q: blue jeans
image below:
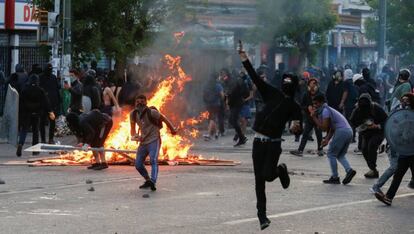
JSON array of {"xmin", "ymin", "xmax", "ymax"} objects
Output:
[
  {"xmin": 135, "ymin": 139, "xmax": 161, "ymax": 184},
  {"xmin": 327, "ymin": 128, "xmax": 353, "ymax": 178},
  {"xmin": 373, "ymin": 149, "xmax": 398, "ymax": 189}
]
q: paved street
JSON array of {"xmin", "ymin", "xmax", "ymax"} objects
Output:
[{"xmin": 0, "ymin": 134, "xmax": 413, "ymax": 234}]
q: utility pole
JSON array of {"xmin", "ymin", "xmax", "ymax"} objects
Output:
[
  {"xmin": 61, "ymin": 0, "xmax": 71, "ymax": 79},
  {"xmin": 378, "ymin": 0, "xmax": 387, "ymax": 70}
]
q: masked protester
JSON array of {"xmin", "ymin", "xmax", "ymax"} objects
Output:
[
  {"xmin": 326, "ymin": 70, "xmax": 348, "ymax": 112},
  {"xmin": 39, "ymin": 63, "xmax": 60, "ymax": 144},
  {"xmin": 372, "ymin": 93, "xmax": 414, "ymax": 197},
  {"xmin": 310, "ymin": 94, "xmax": 356, "ymax": 185},
  {"xmin": 350, "ymin": 93, "xmax": 387, "ymax": 178},
  {"xmin": 64, "ymin": 69, "xmax": 83, "ymax": 114},
  {"xmin": 290, "ymin": 78, "xmax": 324, "ymax": 156},
  {"xmin": 16, "ymin": 75, "xmax": 55, "ymax": 157},
  {"xmin": 375, "ymin": 93, "xmax": 414, "ymax": 206},
  {"xmin": 239, "ymin": 45, "xmax": 302, "ymax": 231},
  {"xmin": 222, "ymin": 68, "xmax": 249, "ymax": 147},
  {"xmin": 130, "ymin": 95, "xmax": 177, "ymax": 191},
  {"xmin": 66, "ymin": 110, "xmax": 112, "ymax": 170}
]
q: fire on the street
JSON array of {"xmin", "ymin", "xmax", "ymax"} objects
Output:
[{"xmin": 31, "ymin": 54, "xmax": 237, "ymax": 166}]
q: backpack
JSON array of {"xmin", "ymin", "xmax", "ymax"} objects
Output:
[{"xmin": 132, "ymin": 106, "xmax": 163, "ymax": 129}]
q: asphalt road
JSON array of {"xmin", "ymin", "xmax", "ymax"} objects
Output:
[{"xmin": 0, "ymin": 134, "xmax": 413, "ymax": 234}]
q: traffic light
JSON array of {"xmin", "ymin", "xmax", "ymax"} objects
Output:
[{"xmin": 38, "ymin": 10, "xmax": 49, "ymax": 26}]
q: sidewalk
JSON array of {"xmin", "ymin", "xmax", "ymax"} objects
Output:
[{"xmin": 0, "ymin": 135, "xmax": 76, "ymax": 161}]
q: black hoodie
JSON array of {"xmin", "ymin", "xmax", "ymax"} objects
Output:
[
  {"xmin": 20, "ymin": 75, "xmax": 50, "ymax": 114},
  {"xmin": 242, "ymin": 59, "xmax": 302, "ymax": 138}
]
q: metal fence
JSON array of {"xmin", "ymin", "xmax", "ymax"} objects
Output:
[
  {"xmin": 0, "ymin": 46, "xmax": 49, "ymax": 77},
  {"xmin": 0, "ymin": 47, "xmax": 11, "ymax": 76},
  {"xmin": 18, "ymin": 47, "xmax": 49, "ymax": 74}
]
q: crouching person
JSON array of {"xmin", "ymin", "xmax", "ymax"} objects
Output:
[
  {"xmin": 66, "ymin": 110, "xmax": 113, "ymax": 170},
  {"xmin": 130, "ymin": 95, "xmax": 177, "ymax": 191}
]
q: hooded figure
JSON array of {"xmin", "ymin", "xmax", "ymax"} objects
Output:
[
  {"xmin": 362, "ymin": 68, "xmax": 377, "ymax": 87},
  {"xmin": 239, "ymin": 50, "xmax": 303, "ymax": 230},
  {"xmin": 39, "ymin": 64, "xmax": 61, "ymax": 144},
  {"xmin": 16, "ymin": 75, "xmax": 52, "ymax": 157},
  {"xmin": 350, "ymin": 93, "xmax": 387, "ymax": 178},
  {"xmin": 12, "ymin": 64, "xmax": 28, "ymax": 93},
  {"xmin": 353, "ymin": 74, "xmax": 381, "ymax": 103}
]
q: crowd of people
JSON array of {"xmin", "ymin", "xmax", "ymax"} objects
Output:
[
  {"xmin": 0, "ymin": 62, "xmax": 178, "ymax": 191},
  {"xmin": 199, "ymin": 45, "xmax": 414, "ymax": 229},
  {"xmin": 1, "ymin": 49, "xmax": 414, "ymax": 230}
]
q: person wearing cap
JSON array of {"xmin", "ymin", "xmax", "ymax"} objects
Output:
[
  {"xmin": 350, "ymin": 93, "xmax": 388, "ymax": 178},
  {"xmin": 239, "ymin": 44, "xmax": 302, "ymax": 231},
  {"xmin": 353, "ymin": 73, "xmax": 381, "ymax": 104}
]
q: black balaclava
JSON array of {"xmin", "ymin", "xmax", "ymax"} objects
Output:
[
  {"xmin": 281, "ymin": 73, "xmax": 298, "ymax": 97},
  {"xmin": 66, "ymin": 112, "xmax": 81, "ymax": 134},
  {"xmin": 358, "ymin": 93, "xmax": 372, "ymax": 116}
]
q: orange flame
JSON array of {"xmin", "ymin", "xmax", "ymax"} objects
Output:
[
  {"xmin": 103, "ymin": 54, "xmax": 205, "ymax": 161},
  {"xmin": 46, "ymin": 54, "xmax": 208, "ymax": 164}
]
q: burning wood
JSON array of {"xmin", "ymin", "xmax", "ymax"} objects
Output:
[{"xmin": 19, "ymin": 54, "xmax": 240, "ymax": 167}]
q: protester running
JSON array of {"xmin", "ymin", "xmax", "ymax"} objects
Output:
[{"xmin": 239, "ymin": 41, "xmax": 302, "ymax": 230}]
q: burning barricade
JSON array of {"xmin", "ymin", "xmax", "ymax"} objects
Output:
[{"xmin": 25, "ymin": 55, "xmax": 239, "ymax": 167}]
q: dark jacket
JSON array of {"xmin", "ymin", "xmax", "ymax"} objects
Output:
[
  {"xmin": 82, "ymin": 75, "xmax": 101, "ymax": 110},
  {"xmin": 20, "ymin": 76, "xmax": 50, "ymax": 115},
  {"xmin": 69, "ymin": 79, "xmax": 83, "ymax": 113},
  {"xmin": 326, "ymin": 80, "xmax": 345, "ymax": 111},
  {"xmin": 224, "ymin": 77, "xmax": 245, "ymax": 108},
  {"xmin": 39, "ymin": 71, "xmax": 61, "ymax": 109},
  {"xmin": 74, "ymin": 110, "xmax": 111, "ymax": 144},
  {"xmin": 355, "ymin": 79, "xmax": 381, "ymax": 103},
  {"xmin": 242, "ymin": 59, "xmax": 302, "ymax": 138},
  {"xmin": 350, "ymin": 103, "xmax": 387, "ymax": 136}
]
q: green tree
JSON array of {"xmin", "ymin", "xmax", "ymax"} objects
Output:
[
  {"xmin": 254, "ymin": 0, "xmax": 336, "ymax": 71},
  {"xmin": 32, "ymin": 0, "xmax": 178, "ymax": 76},
  {"xmin": 365, "ymin": 0, "xmax": 414, "ymax": 65}
]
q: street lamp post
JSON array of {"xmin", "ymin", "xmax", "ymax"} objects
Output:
[{"xmin": 378, "ymin": 0, "xmax": 386, "ymax": 70}]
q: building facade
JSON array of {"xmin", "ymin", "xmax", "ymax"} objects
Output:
[{"xmin": 0, "ymin": 0, "xmax": 49, "ymax": 76}]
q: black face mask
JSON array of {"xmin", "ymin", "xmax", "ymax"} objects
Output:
[
  {"xmin": 282, "ymin": 83, "xmax": 296, "ymax": 97},
  {"xmin": 358, "ymin": 99, "xmax": 371, "ymax": 110}
]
